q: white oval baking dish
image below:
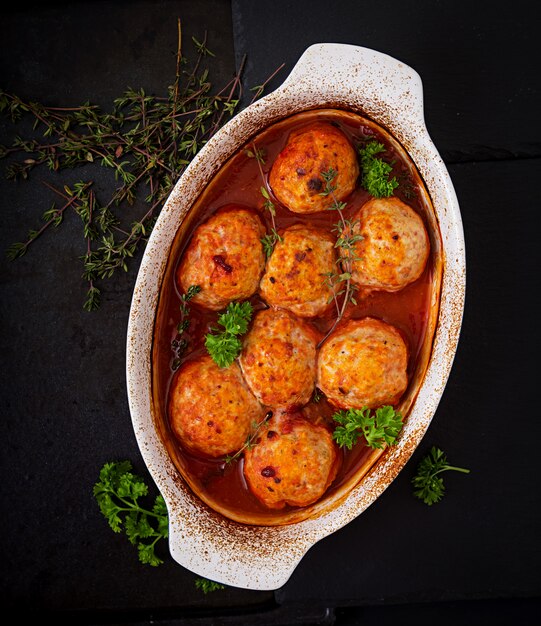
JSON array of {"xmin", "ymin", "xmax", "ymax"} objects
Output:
[{"xmin": 126, "ymin": 43, "xmax": 465, "ymax": 591}]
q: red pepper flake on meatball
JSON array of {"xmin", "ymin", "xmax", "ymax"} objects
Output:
[
  {"xmin": 243, "ymin": 410, "xmax": 340, "ymax": 509},
  {"xmin": 317, "ymin": 317, "xmax": 409, "ymax": 409},
  {"xmin": 269, "ymin": 122, "xmax": 359, "ymax": 214},
  {"xmin": 168, "ymin": 355, "xmax": 264, "ymax": 458},
  {"xmin": 176, "ymin": 204, "xmax": 266, "ymax": 310}
]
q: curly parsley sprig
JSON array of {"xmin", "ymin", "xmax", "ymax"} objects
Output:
[
  {"xmin": 93, "ymin": 461, "xmax": 169, "ymax": 566},
  {"xmin": 204, "ymin": 300, "xmax": 253, "ymax": 368},
  {"xmin": 224, "ymin": 410, "xmax": 273, "ymax": 464},
  {"xmin": 412, "ymin": 446, "xmax": 470, "ymax": 505},
  {"xmin": 332, "ymin": 405, "xmax": 403, "ymax": 450},
  {"xmin": 195, "ymin": 578, "xmax": 226, "ymax": 593},
  {"xmin": 94, "ymin": 461, "xmax": 228, "ymax": 593},
  {"xmin": 358, "ymin": 141, "xmax": 399, "ymax": 198},
  {"xmin": 316, "ymin": 167, "xmax": 360, "ymax": 348}
]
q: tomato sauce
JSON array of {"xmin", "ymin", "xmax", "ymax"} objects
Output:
[{"xmin": 152, "ymin": 108, "xmax": 440, "ymax": 524}]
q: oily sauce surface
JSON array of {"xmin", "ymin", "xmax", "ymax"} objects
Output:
[{"xmin": 152, "ymin": 109, "xmax": 437, "ymax": 523}]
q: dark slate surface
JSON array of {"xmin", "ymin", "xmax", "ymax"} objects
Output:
[
  {"xmin": 232, "ymin": 0, "xmax": 541, "ymax": 162},
  {"xmin": 1, "ymin": 0, "xmax": 540, "ymax": 623}
]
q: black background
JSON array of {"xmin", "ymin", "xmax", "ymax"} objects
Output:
[{"xmin": 1, "ymin": 1, "xmax": 540, "ymax": 624}]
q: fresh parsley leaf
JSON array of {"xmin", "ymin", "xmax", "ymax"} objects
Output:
[
  {"xmin": 412, "ymin": 446, "xmax": 470, "ymax": 505},
  {"xmin": 358, "ymin": 141, "xmax": 399, "ymax": 198},
  {"xmin": 332, "ymin": 405, "xmax": 403, "ymax": 450},
  {"xmin": 93, "ymin": 461, "xmax": 168, "ymax": 566},
  {"xmin": 205, "ymin": 332, "xmax": 242, "ymax": 368},
  {"xmin": 205, "ymin": 300, "xmax": 253, "ymax": 367},
  {"xmin": 195, "ymin": 577, "xmax": 226, "ymax": 593}
]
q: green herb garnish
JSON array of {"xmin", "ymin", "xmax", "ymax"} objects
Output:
[
  {"xmin": 317, "ymin": 167, "xmax": 360, "ymax": 347},
  {"xmin": 195, "ymin": 577, "xmax": 226, "ymax": 594},
  {"xmin": 93, "ymin": 461, "xmax": 168, "ymax": 566},
  {"xmin": 224, "ymin": 410, "xmax": 273, "ymax": 464},
  {"xmin": 332, "ymin": 405, "xmax": 403, "ymax": 450},
  {"xmin": 204, "ymin": 300, "xmax": 253, "ymax": 368},
  {"xmin": 247, "ymin": 142, "xmax": 282, "ymax": 257},
  {"xmin": 171, "ymin": 284, "xmax": 201, "ymax": 370},
  {"xmin": 1, "ymin": 20, "xmax": 282, "ymax": 310},
  {"xmin": 412, "ymin": 446, "xmax": 470, "ymax": 505},
  {"xmin": 358, "ymin": 141, "xmax": 399, "ymax": 198}
]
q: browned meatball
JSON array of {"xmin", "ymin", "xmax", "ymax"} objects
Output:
[
  {"xmin": 317, "ymin": 318, "xmax": 408, "ymax": 409},
  {"xmin": 350, "ymin": 197, "xmax": 430, "ymax": 292},
  {"xmin": 176, "ymin": 205, "xmax": 266, "ymax": 310},
  {"xmin": 243, "ymin": 409, "xmax": 340, "ymax": 509},
  {"xmin": 269, "ymin": 122, "xmax": 359, "ymax": 213},
  {"xmin": 239, "ymin": 308, "xmax": 318, "ymax": 409},
  {"xmin": 259, "ymin": 224, "xmax": 337, "ymax": 317},
  {"xmin": 168, "ymin": 355, "xmax": 264, "ymax": 458}
]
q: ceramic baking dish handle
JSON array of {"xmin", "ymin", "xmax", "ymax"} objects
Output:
[{"xmin": 274, "ymin": 43, "xmax": 425, "ymax": 134}]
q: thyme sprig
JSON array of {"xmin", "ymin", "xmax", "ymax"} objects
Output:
[
  {"xmin": 171, "ymin": 284, "xmax": 202, "ymax": 370},
  {"xmin": 317, "ymin": 167, "xmax": 362, "ymax": 347},
  {"xmin": 2, "ymin": 20, "xmax": 281, "ymax": 310},
  {"xmin": 246, "ymin": 143, "xmax": 282, "ymax": 257},
  {"xmin": 224, "ymin": 410, "xmax": 273, "ymax": 464},
  {"xmin": 93, "ymin": 461, "xmax": 169, "ymax": 567}
]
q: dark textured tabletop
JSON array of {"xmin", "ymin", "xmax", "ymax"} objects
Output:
[{"xmin": 1, "ymin": 1, "xmax": 540, "ymax": 624}]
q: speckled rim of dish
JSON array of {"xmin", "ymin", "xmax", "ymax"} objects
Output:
[{"xmin": 126, "ymin": 43, "xmax": 465, "ymax": 591}]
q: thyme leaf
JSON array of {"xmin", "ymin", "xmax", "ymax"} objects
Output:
[
  {"xmin": 2, "ymin": 20, "xmax": 283, "ymax": 310},
  {"xmin": 317, "ymin": 167, "xmax": 359, "ymax": 347},
  {"xmin": 171, "ymin": 284, "xmax": 201, "ymax": 370}
]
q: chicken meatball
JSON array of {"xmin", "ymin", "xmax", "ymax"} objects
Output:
[
  {"xmin": 317, "ymin": 318, "xmax": 408, "ymax": 409},
  {"xmin": 243, "ymin": 410, "xmax": 340, "ymax": 509},
  {"xmin": 350, "ymin": 197, "xmax": 430, "ymax": 292},
  {"xmin": 259, "ymin": 224, "xmax": 337, "ymax": 317},
  {"xmin": 168, "ymin": 355, "xmax": 264, "ymax": 458},
  {"xmin": 176, "ymin": 205, "xmax": 266, "ymax": 310},
  {"xmin": 239, "ymin": 308, "xmax": 318, "ymax": 409},
  {"xmin": 269, "ymin": 122, "xmax": 359, "ymax": 213}
]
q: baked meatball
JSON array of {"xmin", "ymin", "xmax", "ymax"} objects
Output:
[
  {"xmin": 243, "ymin": 410, "xmax": 339, "ymax": 509},
  {"xmin": 239, "ymin": 308, "xmax": 318, "ymax": 409},
  {"xmin": 350, "ymin": 197, "xmax": 430, "ymax": 292},
  {"xmin": 317, "ymin": 318, "xmax": 408, "ymax": 409},
  {"xmin": 269, "ymin": 122, "xmax": 359, "ymax": 213},
  {"xmin": 177, "ymin": 205, "xmax": 266, "ymax": 310},
  {"xmin": 168, "ymin": 355, "xmax": 264, "ymax": 458},
  {"xmin": 259, "ymin": 224, "xmax": 337, "ymax": 317}
]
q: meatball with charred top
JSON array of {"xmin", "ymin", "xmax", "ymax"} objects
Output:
[
  {"xmin": 176, "ymin": 205, "xmax": 266, "ymax": 311},
  {"xmin": 269, "ymin": 122, "xmax": 359, "ymax": 213},
  {"xmin": 350, "ymin": 197, "xmax": 430, "ymax": 293},
  {"xmin": 168, "ymin": 355, "xmax": 264, "ymax": 458},
  {"xmin": 259, "ymin": 224, "xmax": 337, "ymax": 317},
  {"xmin": 317, "ymin": 318, "xmax": 409, "ymax": 409},
  {"xmin": 243, "ymin": 409, "xmax": 340, "ymax": 509},
  {"xmin": 239, "ymin": 308, "xmax": 318, "ymax": 409}
]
